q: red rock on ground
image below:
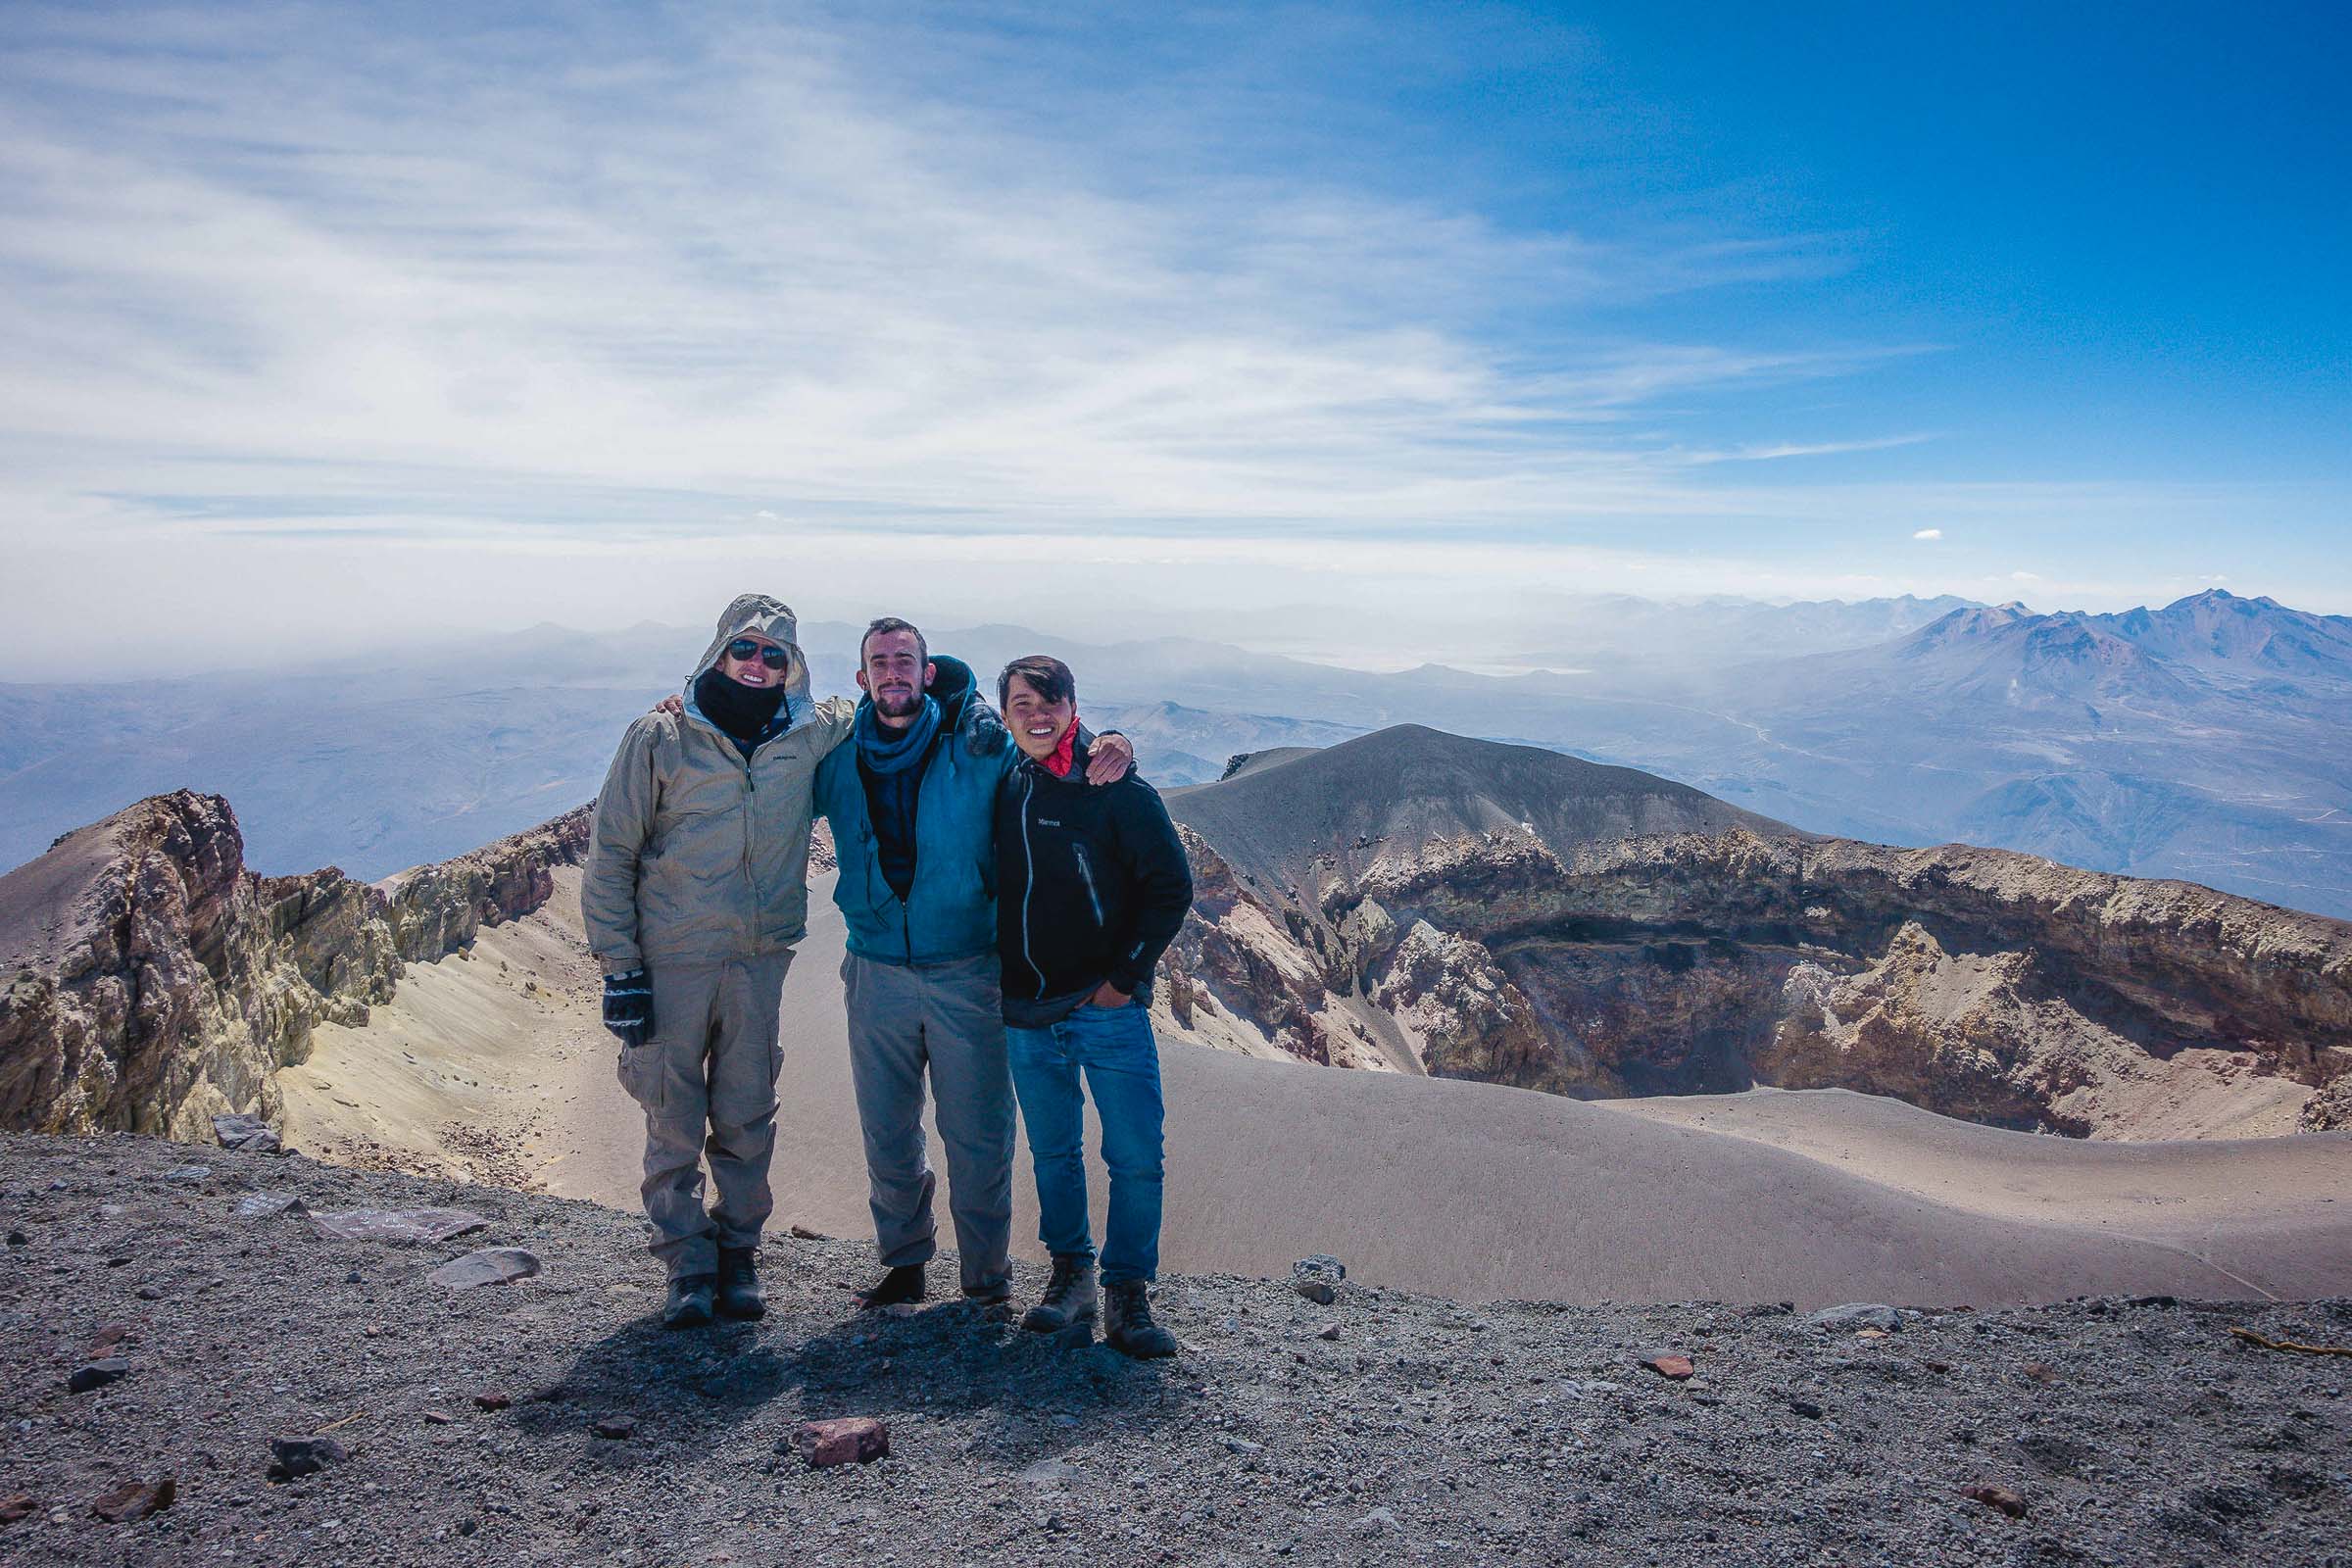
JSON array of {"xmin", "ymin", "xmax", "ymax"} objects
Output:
[
  {"xmin": 1641, "ymin": 1353, "xmax": 1695, "ymax": 1381},
  {"xmin": 472, "ymin": 1391, "xmax": 512, "ymax": 1411},
  {"xmin": 89, "ymin": 1478, "xmax": 174, "ymax": 1523},
  {"xmin": 1959, "ymin": 1483, "xmax": 2028, "ymax": 1518},
  {"xmin": 790, "ymin": 1417, "xmax": 890, "ymax": 1467},
  {"xmin": 0, "ymin": 1494, "xmax": 36, "ymax": 1524}
]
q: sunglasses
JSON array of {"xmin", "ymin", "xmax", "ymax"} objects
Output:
[{"xmin": 725, "ymin": 638, "xmax": 790, "ymax": 669}]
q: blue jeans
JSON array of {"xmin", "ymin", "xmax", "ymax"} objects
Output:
[{"xmin": 1006, "ymin": 1001, "xmax": 1165, "ymax": 1285}]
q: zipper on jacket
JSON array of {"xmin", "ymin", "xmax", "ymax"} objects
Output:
[
  {"xmin": 1072, "ymin": 843, "xmax": 1103, "ymax": 926},
  {"xmin": 1018, "ymin": 770, "xmax": 1047, "ymax": 998}
]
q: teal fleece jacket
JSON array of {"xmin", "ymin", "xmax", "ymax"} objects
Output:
[{"xmin": 812, "ymin": 655, "xmax": 1016, "ymax": 966}]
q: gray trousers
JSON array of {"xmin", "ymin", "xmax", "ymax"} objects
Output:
[
  {"xmin": 615, "ymin": 951, "xmax": 795, "ymax": 1280},
  {"xmin": 840, "ymin": 951, "xmax": 1013, "ymax": 1298}
]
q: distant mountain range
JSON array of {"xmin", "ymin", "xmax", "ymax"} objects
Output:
[{"xmin": 2, "ymin": 589, "xmax": 2346, "ymax": 916}]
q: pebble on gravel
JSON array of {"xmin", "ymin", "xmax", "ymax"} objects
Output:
[
  {"xmin": 268, "ymin": 1436, "xmax": 350, "ymax": 1482},
  {"xmin": 0, "ymin": 1494, "xmax": 36, "ymax": 1524},
  {"xmin": 592, "ymin": 1415, "xmax": 636, "ymax": 1441},
  {"xmin": 311, "ymin": 1208, "xmax": 490, "ymax": 1245},
  {"xmin": 88, "ymin": 1322, "xmax": 138, "ymax": 1354},
  {"xmin": 788, "ymin": 1417, "xmax": 890, "ymax": 1467},
  {"xmin": 1959, "ymin": 1483, "xmax": 2029, "ymax": 1519},
  {"xmin": 1292, "ymin": 1255, "xmax": 1348, "ymax": 1305},
  {"xmin": 68, "ymin": 1358, "xmax": 132, "ymax": 1394},
  {"xmin": 427, "ymin": 1247, "xmax": 540, "ymax": 1289},
  {"xmin": 1641, "ymin": 1353, "xmax": 1695, "ymax": 1381},
  {"xmin": 472, "ymin": 1392, "xmax": 512, "ymax": 1411},
  {"xmin": 1317, "ymin": 1323, "xmax": 1343, "ymax": 1341},
  {"xmin": 1352, "ymin": 1507, "xmax": 1401, "ymax": 1538},
  {"xmin": 88, "ymin": 1478, "xmax": 173, "ymax": 1523},
  {"xmin": 4, "ymin": 1230, "xmax": 25, "ymax": 1247},
  {"xmin": 159, "ymin": 1164, "xmax": 211, "ymax": 1184}
]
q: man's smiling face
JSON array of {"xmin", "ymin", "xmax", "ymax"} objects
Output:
[
  {"xmin": 1004, "ymin": 673, "xmax": 1076, "ymax": 762},
  {"xmin": 858, "ymin": 627, "xmax": 934, "ymax": 725}
]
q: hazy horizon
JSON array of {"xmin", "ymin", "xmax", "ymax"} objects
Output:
[{"xmin": 5, "ymin": 3, "xmax": 2349, "ymax": 674}]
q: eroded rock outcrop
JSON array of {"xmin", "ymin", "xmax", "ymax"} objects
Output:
[
  {"xmin": 1158, "ymin": 810, "xmax": 2352, "ymax": 1138},
  {"xmin": 0, "ymin": 793, "xmax": 589, "ymax": 1140}
]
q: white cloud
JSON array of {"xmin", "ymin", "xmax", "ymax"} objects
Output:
[{"xmin": 1912, "ymin": 527, "xmax": 1942, "ymax": 540}]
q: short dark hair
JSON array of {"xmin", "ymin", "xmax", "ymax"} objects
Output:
[
  {"xmin": 860, "ymin": 616, "xmax": 927, "ymax": 665},
  {"xmin": 999, "ymin": 654, "xmax": 1075, "ymax": 709}
]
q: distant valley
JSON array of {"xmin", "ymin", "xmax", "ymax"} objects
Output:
[{"xmin": 3, "ymin": 589, "xmax": 2347, "ymax": 919}]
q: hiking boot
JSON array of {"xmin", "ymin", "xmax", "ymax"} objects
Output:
[
  {"xmin": 855, "ymin": 1263, "xmax": 926, "ymax": 1310},
  {"xmin": 1021, "ymin": 1254, "xmax": 1099, "ymax": 1334},
  {"xmin": 1102, "ymin": 1280, "xmax": 1176, "ymax": 1358},
  {"xmin": 963, "ymin": 1279, "xmax": 1014, "ymax": 1307},
  {"xmin": 715, "ymin": 1247, "xmax": 765, "ymax": 1320},
  {"xmin": 662, "ymin": 1273, "xmax": 716, "ymax": 1330}
]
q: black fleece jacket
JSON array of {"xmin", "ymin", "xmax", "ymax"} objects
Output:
[{"xmin": 995, "ymin": 738, "xmax": 1193, "ymax": 1027}]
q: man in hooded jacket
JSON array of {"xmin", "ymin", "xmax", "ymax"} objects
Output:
[{"xmin": 582, "ymin": 594, "xmax": 856, "ymax": 1328}]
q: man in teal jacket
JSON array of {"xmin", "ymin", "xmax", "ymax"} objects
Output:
[{"xmin": 812, "ymin": 618, "xmax": 1130, "ymax": 1307}]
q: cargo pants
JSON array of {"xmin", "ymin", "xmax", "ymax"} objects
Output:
[
  {"xmin": 840, "ymin": 952, "xmax": 1014, "ymax": 1298},
  {"xmin": 615, "ymin": 951, "xmax": 796, "ymax": 1280}
]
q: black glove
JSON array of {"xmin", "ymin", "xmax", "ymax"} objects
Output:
[{"xmin": 603, "ymin": 969, "xmax": 653, "ymax": 1048}]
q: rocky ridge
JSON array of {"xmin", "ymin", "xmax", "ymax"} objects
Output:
[
  {"xmin": 0, "ymin": 794, "xmax": 590, "ymax": 1141},
  {"xmin": 1158, "ymin": 736, "xmax": 2352, "ymax": 1138}
]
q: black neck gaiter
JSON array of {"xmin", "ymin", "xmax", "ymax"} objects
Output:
[{"xmin": 693, "ymin": 666, "xmax": 788, "ymax": 747}]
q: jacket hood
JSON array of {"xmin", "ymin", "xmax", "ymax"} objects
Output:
[{"xmin": 687, "ymin": 594, "xmax": 813, "ymax": 710}]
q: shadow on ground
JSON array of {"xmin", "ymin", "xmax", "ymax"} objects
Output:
[{"xmin": 521, "ymin": 1293, "xmax": 1187, "ymax": 1468}]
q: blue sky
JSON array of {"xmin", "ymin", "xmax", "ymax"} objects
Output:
[{"xmin": 2, "ymin": 1, "xmax": 2345, "ymax": 670}]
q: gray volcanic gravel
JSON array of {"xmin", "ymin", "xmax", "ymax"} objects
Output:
[{"xmin": 2, "ymin": 1133, "xmax": 2348, "ymax": 1566}]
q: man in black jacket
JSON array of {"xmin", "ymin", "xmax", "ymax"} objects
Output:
[{"xmin": 994, "ymin": 654, "xmax": 1193, "ymax": 1357}]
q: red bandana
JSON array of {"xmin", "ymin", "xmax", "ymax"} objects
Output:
[{"xmin": 1044, "ymin": 721, "xmax": 1079, "ymax": 778}]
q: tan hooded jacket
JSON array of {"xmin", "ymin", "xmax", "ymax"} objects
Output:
[{"xmin": 581, "ymin": 595, "xmax": 855, "ymax": 974}]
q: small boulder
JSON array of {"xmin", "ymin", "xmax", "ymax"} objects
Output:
[
  {"xmin": 1959, "ymin": 1483, "xmax": 2028, "ymax": 1519},
  {"xmin": 88, "ymin": 1478, "xmax": 173, "ymax": 1522},
  {"xmin": 427, "ymin": 1248, "xmax": 540, "ymax": 1290},
  {"xmin": 236, "ymin": 1192, "xmax": 307, "ymax": 1219},
  {"xmin": 1805, "ymin": 1302, "xmax": 1900, "ymax": 1334},
  {"xmin": 211, "ymin": 1114, "xmax": 282, "ymax": 1153},
  {"xmin": 68, "ymin": 1358, "xmax": 132, "ymax": 1395},
  {"xmin": 788, "ymin": 1416, "xmax": 890, "ymax": 1467},
  {"xmin": 472, "ymin": 1393, "xmax": 512, "ymax": 1411},
  {"xmin": 1292, "ymin": 1255, "xmax": 1347, "ymax": 1305},
  {"xmin": 0, "ymin": 1494, "xmax": 36, "ymax": 1524},
  {"xmin": 267, "ymin": 1436, "xmax": 349, "ymax": 1483},
  {"xmin": 591, "ymin": 1414, "xmax": 636, "ymax": 1441}
]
